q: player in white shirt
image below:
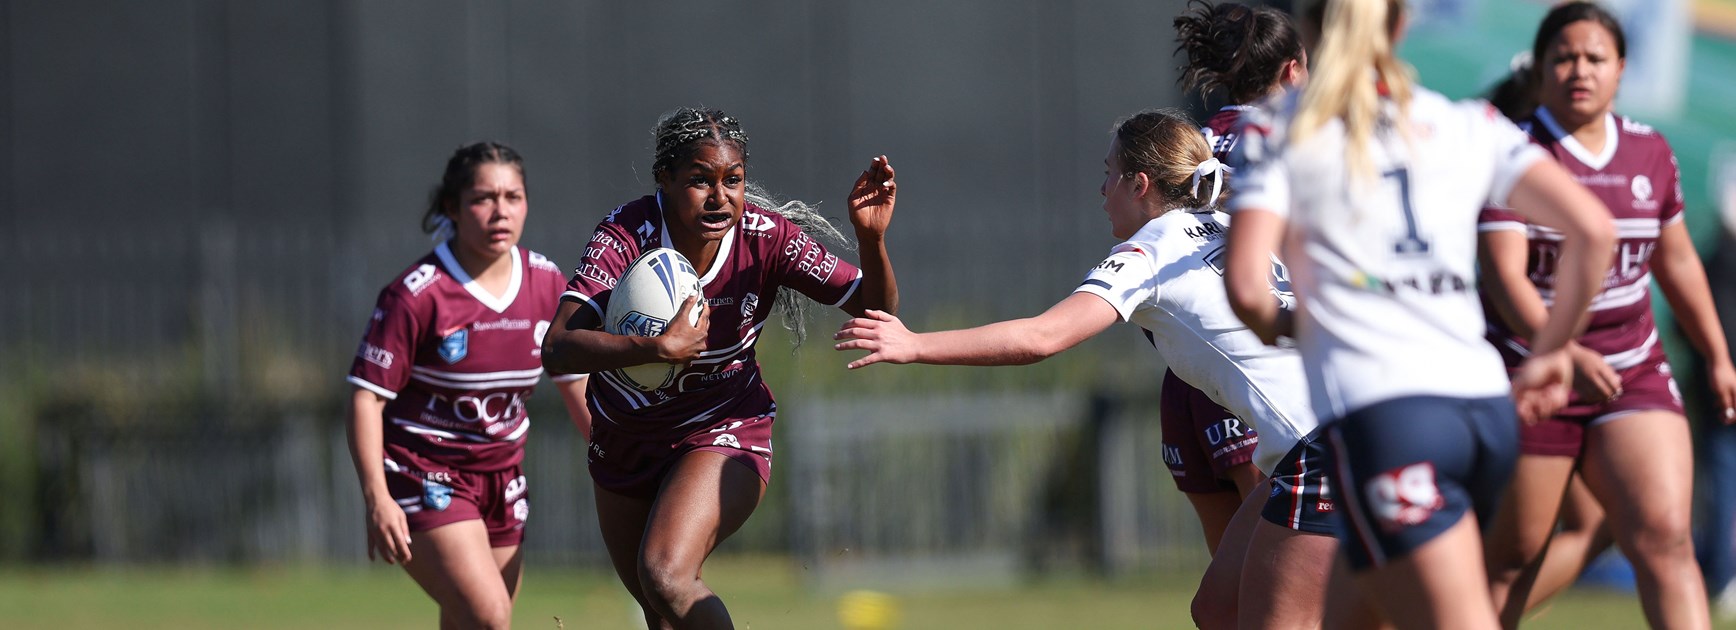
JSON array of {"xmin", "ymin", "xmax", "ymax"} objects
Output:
[
  {"xmin": 1222, "ymin": 0, "xmax": 1614, "ymax": 627},
  {"xmin": 834, "ymin": 108, "xmax": 1334, "ymax": 629}
]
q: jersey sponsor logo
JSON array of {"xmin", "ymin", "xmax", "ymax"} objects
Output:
[
  {"xmin": 636, "ymin": 220, "xmax": 656, "ymax": 243},
  {"xmin": 404, "ymin": 264, "xmax": 439, "ymax": 295},
  {"xmin": 605, "ymin": 205, "xmax": 624, "ymax": 223},
  {"xmin": 592, "ymin": 232, "xmax": 629, "ymax": 254},
  {"xmin": 588, "ymin": 441, "xmax": 606, "ymax": 462},
  {"xmin": 741, "ymin": 211, "xmax": 776, "ymax": 233},
  {"xmin": 1365, "ymin": 462, "xmax": 1444, "ymax": 532},
  {"xmin": 1349, "ymin": 270, "xmax": 1472, "ymax": 296},
  {"xmin": 1094, "ymin": 259, "xmax": 1125, "ymax": 273},
  {"xmin": 741, "ymin": 293, "xmax": 760, "ymax": 320},
  {"xmin": 472, "ymin": 318, "xmax": 533, "ymax": 332},
  {"xmin": 1182, "ymin": 222, "xmax": 1224, "ymax": 240},
  {"xmin": 533, "ymin": 321, "xmax": 550, "ymax": 350},
  {"xmin": 529, "ymin": 251, "xmax": 560, "ymax": 272},
  {"xmin": 438, "ymin": 328, "xmax": 468, "ymax": 364},
  {"xmin": 713, "ymin": 433, "xmax": 742, "ymax": 449},
  {"xmin": 359, "ymin": 342, "xmax": 394, "ymax": 369},
  {"xmin": 1202, "ymin": 417, "xmax": 1255, "ymax": 446},
  {"xmin": 512, "ymin": 498, "xmax": 529, "ymax": 522},
  {"xmin": 1315, "ymin": 498, "xmax": 1335, "ymax": 513},
  {"xmin": 373, "ymin": 308, "xmax": 385, "ymax": 322},
  {"xmin": 577, "ymin": 263, "xmax": 619, "ymax": 289},
  {"xmin": 423, "ymin": 480, "xmax": 453, "ymax": 511},
  {"xmin": 505, "ymin": 475, "xmax": 527, "ymax": 502},
  {"xmin": 1161, "ymin": 443, "xmax": 1184, "ymax": 468}
]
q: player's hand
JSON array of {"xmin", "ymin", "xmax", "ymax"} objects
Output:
[
  {"xmin": 847, "ymin": 156, "xmax": 896, "ymax": 239},
  {"xmin": 1513, "ymin": 348, "xmax": 1573, "ymax": 426},
  {"xmin": 656, "ymin": 296, "xmax": 710, "ymax": 364},
  {"xmin": 834, "ymin": 309, "xmax": 917, "ymax": 368},
  {"xmin": 364, "ymin": 492, "xmax": 413, "ymax": 565},
  {"xmin": 1710, "ymin": 360, "xmax": 1736, "ymax": 425},
  {"xmin": 1567, "ymin": 342, "xmax": 1621, "ymax": 404}
]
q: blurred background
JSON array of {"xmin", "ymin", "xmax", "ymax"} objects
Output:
[{"xmin": 2, "ymin": 0, "xmax": 1734, "ymax": 627}]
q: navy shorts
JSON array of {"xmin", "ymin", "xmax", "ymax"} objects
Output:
[
  {"xmin": 1261, "ymin": 427, "xmax": 1336, "ymax": 534},
  {"xmin": 1160, "ymin": 369, "xmax": 1258, "ymax": 493},
  {"xmin": 1326, "ymin": 395, "xmax": 1518, "ymax": 570}
]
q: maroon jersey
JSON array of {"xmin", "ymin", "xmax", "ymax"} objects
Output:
[
  {"xmin": 1202, "ymin": 105, "xmax": 1255, "ymax": 166},
  {"xmin": 563, "ymin": 194, "xmax": 862, "ymax": 437},
  {"xmin": 349, "ymin": 243, "xmax": 577, "ymax": 471},
  {"xmin": 1479, "ymin": 108, "xmax": 1685, "ymax": 370}
]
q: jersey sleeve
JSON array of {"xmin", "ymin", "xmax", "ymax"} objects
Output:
[
  {"xmin": 1478, "ymin": 102, "xmax": 1547, "ymax": 209},
  {"xmin": 1071, "ymin": 243, "xmax": 1160, "ymax": 321},
  {"xmin": 1662, "ymin": 150, "xmax": 1686, "ymax": 227},
  {"xmin": 561, "ymin": 223, "xmax": 637, "ymax": 320},
  {"xmin": 347, "ymin": 288, "xmax": 422, "ymax": 400},
  {"xmin": 1226, "ymin": 109, "xmax": 1291, "ymax": 218},
  {"xmin": 774, "ymin": 219, "xmax": 863, "ymax": 307},
  {"xmin": 535, "ymin": 253, "xmax": 588, "ymax": 382}
]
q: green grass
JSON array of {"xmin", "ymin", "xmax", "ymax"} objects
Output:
[{"xmin": 0, "ymin": 554, "xmax": 1713, "ymax": 629}]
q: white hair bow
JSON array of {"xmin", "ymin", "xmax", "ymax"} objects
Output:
[{"xmin": 1190, "ymin": 158, "xmax": 1230, "ymax": 208}]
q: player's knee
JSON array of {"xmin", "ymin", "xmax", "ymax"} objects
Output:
[
  {"xmin": 1190, "ymin": 584, "xmax": 1238, "ymax": 630},
  {"xmin": 1623, "ymin": 512, "xmax": 1694, "ymax": 562},
  {"xmin": 446, "ymin": 595, "xmax": 513, "ymax": 630},
  {"xmin": 637, "ymin": 556, "xmax": 697, "ymax": 608}
]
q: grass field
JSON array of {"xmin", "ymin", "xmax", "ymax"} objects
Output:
[{"xmin": 0, "ymin": 554, "xmax": 1714, "ymax": 629}]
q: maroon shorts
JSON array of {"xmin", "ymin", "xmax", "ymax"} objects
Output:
[
  {"xmin": 587, "ymin": 386, "xmax": 777, "ymax": 500},
  {"xmin": 383, "ymin": 444, "xmax": 528, "ymax": 548},
  {"xmin": 1160, "ymin": 369, "xmax": 1258, "ymax": 494},
  {"xmin": 1520, "ymin": 357, "xmax": 1685, "ymax": 457}
]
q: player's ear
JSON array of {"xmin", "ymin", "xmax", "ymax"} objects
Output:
[{"xmin": 1131, "ymin": 172, "xmax": 1152, "ymax": 199}]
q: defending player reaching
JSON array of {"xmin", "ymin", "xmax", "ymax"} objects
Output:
[
  {"xmin": 833, "ymin": 107, "xmax": 1332, "ymax": 629},
  {"xmin": 345, "ymin": 142, "xmax": 590, "ymax": 628},
  {"xmin": 1222, "ymin": 0, "xmax": 1615, "ymax": 627},
  {"xmin": 1478, "ymin": 3, "xmax": 1736, "ymax": 628},
  {"xmin": 541, "ymin": 108, "xmax": 899, "ymax": 630}
]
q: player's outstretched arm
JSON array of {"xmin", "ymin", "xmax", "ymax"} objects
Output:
[
  {"xmin": 1224, "ymin": 209, "xmax": 1288, "ymax": 345},
  {"xmin": 1651, "ymin": 219, "xmax": 1736, "ymax": 422},
  {"xmin": 541, "ymin": 297, "xmax": 710, "ymax": 374},
  {"xmin": 834, "ymin": 292, "xmax": 1119, "ymax": 369},
  {"xmin": 842, "ymin": 156, "xmax": 900, "ymax": 317}
]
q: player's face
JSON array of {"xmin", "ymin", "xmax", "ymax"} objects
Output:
[
  {"xmin": 1539, "ymin": 20, "xmax": 1625, "ymax": 127},
  {"xmin": 1100, "ymin": 139, "xmax": 1143, "ymax": 240},
  {"xmin": 449, "ymin": 162, "xmax": 526, "ymax": 260},
  {"xmin": 657, "ymin": 141, "xmax": 746, "ymax": 247}
]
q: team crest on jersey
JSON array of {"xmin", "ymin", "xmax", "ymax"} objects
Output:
[
  {"xmin": 618, "ymin": 311, "xmax": 668, "ymax": 337},
  {"xmin": 741, "ymin": 293, "xmax": 760, "ymax": 320},
  {"xmin": 1366, "ymin": 462, "xmax": 1444, "ymax": 532},
  {"xmin": 1631, "ymin": 175, "xmax": 1653, "ymax": 203},
  {"xmin": 423, "ymin": 480, "xmax": 453, "ymax": 511},
  {"xmin": 438, "ymin": 328, "xmax": 469, "ymax": 364}
]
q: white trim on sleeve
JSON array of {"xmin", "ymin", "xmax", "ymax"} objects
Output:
[{"xmin": 347, "ymin": 375, "xmax": 399, "ymax": 400}]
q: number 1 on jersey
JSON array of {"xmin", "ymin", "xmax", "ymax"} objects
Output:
[{"xmin": 1383, "ymin": 168, "xmax": 1431, "ymax": 255}]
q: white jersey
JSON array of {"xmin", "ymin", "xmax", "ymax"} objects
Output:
[
  {"xmin": 1074, "ymin": 209, "xmax": 1316, "ymax": 473},
  {"xmin": 1230, "ymin": 87, "xmax": 1546, "ymax": 420}
]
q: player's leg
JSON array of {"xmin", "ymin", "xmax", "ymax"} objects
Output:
[
  {"xmin": 637, "ymin": 450, "xmax": 766, "ymax": 628},
  {"xmin": 594, "ymin": 483, "xmax": 666, "ymax": 629},
  {"xmin": 492, "ymin": 546, "xmax": 523, "ymax": 605},
  {"xmin": 1483, "ymin": 453, "xmax": 1574, "ymax": 628},
  {"xmin": 1187, "ymin": 484, "xmax": 1254, "ymax": 555},
  {"xmin": 1237, "ymin": 521, "xmax": 1335, "ymax": 629},
  {"xmin": 402, "ymin": 519, "xmax": 516, "ymax": 630},
  {"xmin": 1356, "ymin": 513, "xmax": 1500, "ymax": 630},
  {"xmin": 1322, "ymin": 554, "xmax": 1386, "ymax": 630},
  {"xmin": 1239, "ymin": 428, "xmax": 1336, "ymax": 629},
  {"xmin": 1192, "ymin": 479, "xmax": 1269, "ymax": 630},
  {"xmin": 1523, "ymin": 473, "xmax": 1611, "ymax": 610},
  {"xmin": 1583, "ymin": 410, "xmax": 1710, "ymax": 629}
]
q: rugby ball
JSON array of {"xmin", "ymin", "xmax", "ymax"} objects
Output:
[{"xmin": 604, "ymin": 248, "xmax": 703, "ymax": 391}]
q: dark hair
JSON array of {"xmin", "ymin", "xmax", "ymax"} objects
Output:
[
  {"xmin": 421, "ymin": 141, "xmax": 525, "ymax": 234},
  {"xmin": 1112, "ymin": 108, "xmax": 1220, "ymax": 208},
  {"xmin": 1484, "ymin": 53, "xmax": 1537, "ymax": 122},
  {"xmin": 1174, "ymin": 0, "xmax": 1305, "ymax": 104},
  {"xmin": 1531, "ymin": 1, "xmax": 1627, "ymax": 74},
  {"xmin": 651, "ymin": 107, "xmax": 750, "ymax": 180}
]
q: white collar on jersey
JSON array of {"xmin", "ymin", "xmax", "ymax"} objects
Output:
[
  {"xmin": 1535, "ymin": 106, "xmax": 1618, "ymax": 171},
  {"xmin": 654, "ymin": 190, "xmax": 733, "ymax": 288},
  {"xmin": 434, "ymin": 240, "xmax": 523, "ymax": 314}
]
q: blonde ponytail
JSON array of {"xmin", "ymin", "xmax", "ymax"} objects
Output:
[{"xmin": 1290, "ymin": 0, "xmax": 1413, "ymax": 182}]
